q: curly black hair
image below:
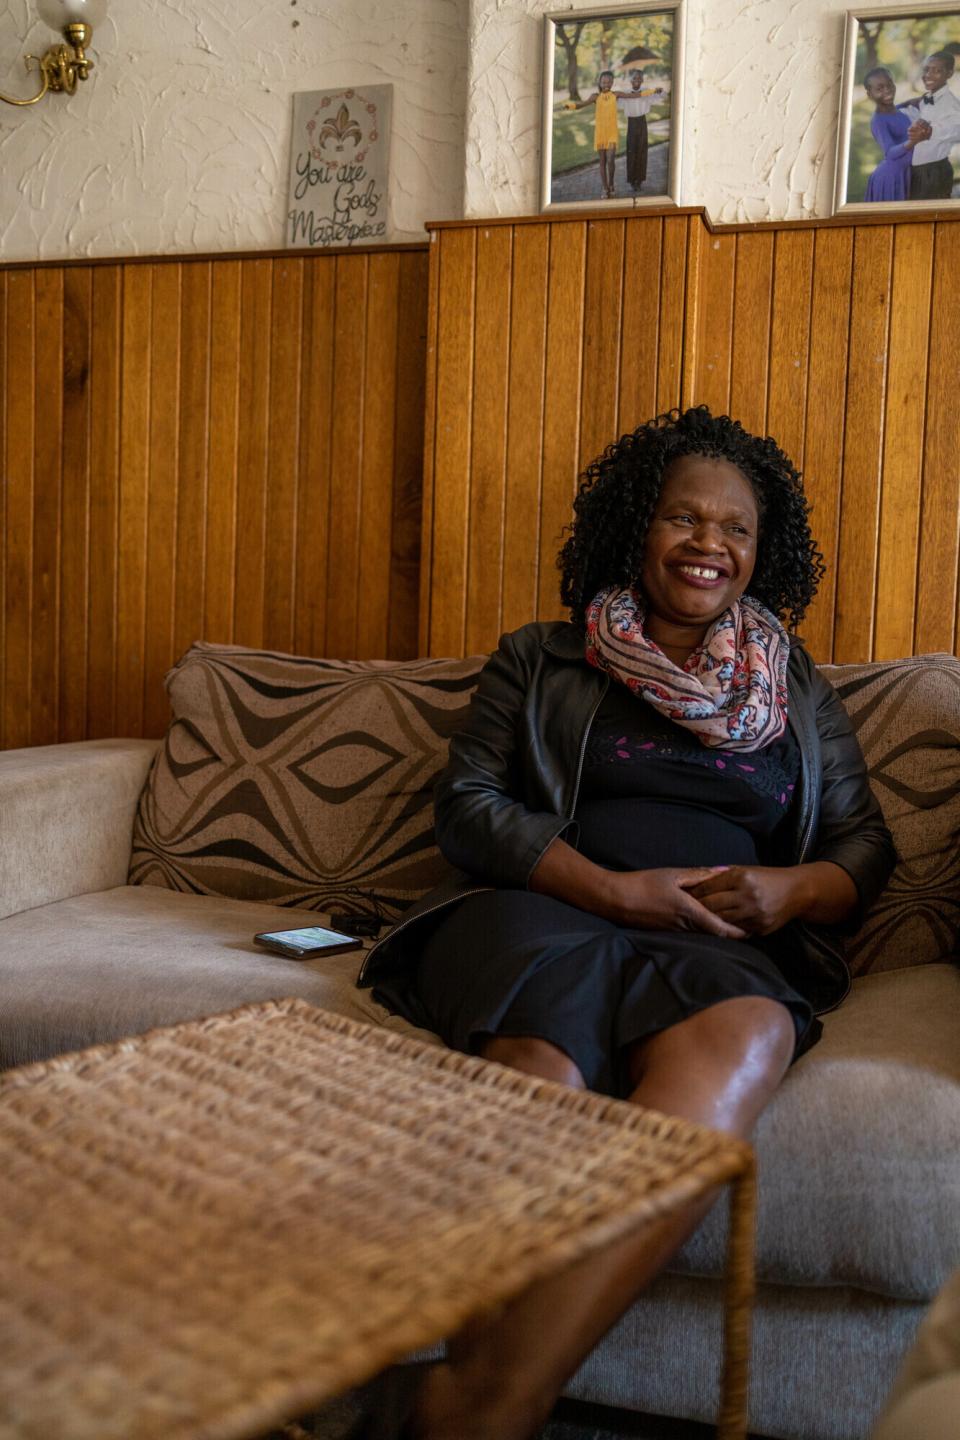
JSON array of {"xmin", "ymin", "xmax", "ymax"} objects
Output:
[{"xmin": 557, "ymin": 405, "xmax": 825, "ymax": 631}]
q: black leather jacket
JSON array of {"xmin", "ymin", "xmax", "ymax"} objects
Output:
[{"xmin": 359, "ymin": 622, "xmax": 896, "ymax": 1012}]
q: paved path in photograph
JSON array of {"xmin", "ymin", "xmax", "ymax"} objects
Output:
[{"xmin": 551, "ymin": 121, "xmax": 670, "ymax": 205}]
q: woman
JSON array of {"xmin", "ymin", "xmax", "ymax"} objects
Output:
[
  {"xmin": 358, "ymin": 406, "xmax": 895, "ymax": 1440},
  {"xmin": 861, "ymin": 66, "xmax": 928, "ymax": 203}
]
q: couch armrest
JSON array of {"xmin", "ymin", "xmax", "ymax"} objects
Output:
[{"xmin": 0, "ymin": 739, "xmax": 159, "ymax": 921}]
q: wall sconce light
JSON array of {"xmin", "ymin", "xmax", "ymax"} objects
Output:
[{"xmin": 1, "ymin": 0, "xmax": 107, "ymax": 108}]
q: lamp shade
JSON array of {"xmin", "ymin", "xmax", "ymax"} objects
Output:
[{"xmin": 36, "ymin": 0, "xmax": 107, "ymax": 32}]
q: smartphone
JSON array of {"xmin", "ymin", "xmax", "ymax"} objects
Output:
[{"xmin": 253, "ymin": 925, "xmax": 364, "ymax": 959}]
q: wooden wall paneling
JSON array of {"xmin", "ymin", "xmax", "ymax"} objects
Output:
[
  {"xmin": 656, "ymin": 215, "xmax": 689, "ymax": 414},
  {"xmin": 916, "ymin": 221, "xmax": 960, "ymax": 655},
  {"xmin": 728, "ymin": 231, "xmax": 774, "ymax": 437},
  {"xmin": 873, "ymin": 224, "xmax": 933, "ymax": 660},
  {"xmin": 233, "ymin": 259, "xmax": 273, "ymax": 650},
  {"xmin": 31, "ymin": 268, "xmax": 64, "ymax": 746},
  {"xmin": 357, "ymin": 251, "xmax": 400, "ymax": 658},
  {"xmin": 173, "ymin": 262, "xmax": 212, "ymax": 662},
  {"xmin": 0, "ymin": 273, "xmax": 5, "ymax": 747},
  {"xmin": 387, "ymin": 250, "xmax": 428, "ymax": 660},
  {"xmin": 115, "ymin": 263, "xmax": 152, "ymax": 737},
  {"xmin": 3, "ymin": 272, "xmax": 35, "ymax": 750},
  {"xmin": 86, "ymin": 266, "xmax": 121, "ymax": 738},
  {"xmin": 425, "ymin": 229, "xmax": 476, "ymax": 656},
  {"xmin": 417, "ymin": 237, "xmax": 443, "ymax": 657},
  {"xmin": 203, "ymin": 260, "xmax": 241, "ymax": 646},
  {"xmin": 833, "ymin": 225, "xmax": 894, "ymax": 663},
  {"xmin": 463, "ymin": 226, "xmax": 512, "ymax": 655},
  {"xmin": 142, "ymin": 264, "xmax": 182, "ymax": 737},
  {"xmin": 690, "ymin": 230, "xmax": 736, "ymax": 416},
  {"xmin": 262, "ymin": 256, "xmax": 304, "ymax": 655},
  {"xmin": 619, "ymin": 217, "xmax": 662, "ymax": 431},
  {"xmin": 800, "ymin": 228, "xmax": 854, "ymax": 662},
  {"xmin": 539, "ymin": 221, "xmax": 588, "ymax": 626},
  {"xmin": 502, "ymin": 224, "xmax": 550, "ymax": 636},
  {"xmin": 59, "ymin": 266, "xmax": 92, "ymax": 741},
  {"xmin": 766, "ymin": 230, "xmax": 814, "ymax": 472},
  {"xmin": 578, "ymin": 219, "xmax": 624, "ymax": 469},
  {"xmin": 294, "ymin": 260, "xmax": 334, "ymax": 659},
  {"xmin": 326, "ymin": 255, "xmax": 369, "ymax": 658}
]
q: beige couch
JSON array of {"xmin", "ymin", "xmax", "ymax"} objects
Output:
[{"xmin": 2, "ymin": 641, "xmax": 958, "ymax": 1440}]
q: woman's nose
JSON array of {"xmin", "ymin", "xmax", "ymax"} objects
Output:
[{"xmin": 687, "ymin": 522, "xmax": 725, "ymax": 551}]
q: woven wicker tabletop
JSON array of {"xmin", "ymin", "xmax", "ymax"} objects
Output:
[{"xmin": 0, "ymin": 998, "xmax": 755, "ymax": 1440}]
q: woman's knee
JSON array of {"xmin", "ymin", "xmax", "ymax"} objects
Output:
[
  {"xmin": 478, "ymin": 1034, "xmax": 587, "ymax": 1090},
  {"xmin": 629, "ymin": 997, "xmax": 797, "ymax": 1096}
]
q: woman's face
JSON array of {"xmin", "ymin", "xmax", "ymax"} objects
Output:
[
  {"xmin": 865, "ymin": 73, "xmax": 895, "ymax": 106},
  {"xmin": 639, "ymin": 455, "xmax": 759, "ymax": 635}
]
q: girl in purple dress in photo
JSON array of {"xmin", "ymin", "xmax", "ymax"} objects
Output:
[{"xmin": 862, "ymin": 67, "xmax": 929, "ymax": 202}]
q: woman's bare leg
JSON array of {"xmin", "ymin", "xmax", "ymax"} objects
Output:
[{"xmin": 411, "ymin": 997, "xmax": 796, "ymax": 1440}]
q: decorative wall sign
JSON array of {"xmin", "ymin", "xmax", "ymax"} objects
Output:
[
  {"xmin": 540, "ymin": 3, "xmax": 684, "ymax": 211},
  {"xmin": 287, "ymin": 85, "xmax": 392, "ymax": 248},
  {"xmin": 834, "ymin": 5, "xmax": 960, "ymax": 213}
]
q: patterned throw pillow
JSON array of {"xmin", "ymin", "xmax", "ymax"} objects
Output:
[
  {"xmin": 129, "ymin": 643, "xmax": 485, "ymax": 920},
  {"xmin": 820, "ymin": 654, "xmax": 960, "ymax": 975}
]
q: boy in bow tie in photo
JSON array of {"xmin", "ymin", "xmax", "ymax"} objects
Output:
[{"xmin": 902, "ymin": 49, "xmax": 960, "ymax": 199}]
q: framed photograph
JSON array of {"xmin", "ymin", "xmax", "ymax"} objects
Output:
[
  {"xmin": 540, "ymin": 3, "xmax": 684, "ymax": 212},
  {"xmin": 834, "ymin": 5, "xmax": 960, "ymax": 213}
]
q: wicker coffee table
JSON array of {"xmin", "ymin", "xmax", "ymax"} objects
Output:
[{"xmin": 0, "ymin": 998, "xmax": 756, "ymax": 1440}]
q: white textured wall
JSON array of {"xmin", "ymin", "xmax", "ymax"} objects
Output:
[
  {"xmin": 465, "ymin": 0, "xmax": 911, "ymax": 223},
  {"xmin": 0, "ymin": 0, "xmax": 467, "ymax": 260}
]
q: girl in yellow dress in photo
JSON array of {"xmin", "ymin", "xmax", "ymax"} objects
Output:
[{"xmin": 568, "ymin": 69, "xmax": 620, "ymax": 198}]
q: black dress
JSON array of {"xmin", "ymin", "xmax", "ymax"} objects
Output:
[{"xmin": 377, "ymin": 685, "xmax": 821, "ymax": 1097}]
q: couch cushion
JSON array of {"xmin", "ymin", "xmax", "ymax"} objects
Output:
[
  {"xmin": 0, "ymin": 887, "xmax": 440, "ymax": 1070},
  {"xmin": 129, "ymin": 643, "xmax": 484, "ymax": 920},
  {"xmin": 670, "ymin": 964, "xmax": 960, "ymax": 1301},
  {"xmin": 819, "ymin": 654, "xmax": 960, "ymax": 974}
]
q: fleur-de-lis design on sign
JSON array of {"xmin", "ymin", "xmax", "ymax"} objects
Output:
[{"xmin": 317, "ymin": 102, "xmax": 363, "ymax": 151}]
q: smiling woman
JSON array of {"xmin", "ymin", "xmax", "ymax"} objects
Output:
[{"xmin": 356, "ymin": 406, "xmax": 896, "ymax": 1440}]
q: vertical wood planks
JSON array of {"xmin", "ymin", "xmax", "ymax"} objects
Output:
[
  {"xmin": 87, "ymin": 266, "xmax": 121, "ymax": 738},
  {"xmin": 142, "ymin": 263, "xmax": 182, "ymax": 738},
  {"xmin": 3, "ymin": 271, "xmax": 34, "ymax": 750},
  {"xmin": 59, "ymin": 267, "xmax": 92, "ymax": 741},
  {"xmin": 502, "ymin": 225, "xmax": 550, "ymax": 634},
  {"xmin": 540, "ymin": 222, "xmax": 587, "ymax": 623},
  {"xmin": 174, "ymin": 262, "xmax": 212, "ymax": 663},
  {"xmin": 464, "ymin": 227, "xmax": 511, "ymax": 655},
  {"xmin": 31, "ymin": 269, "xmax": 63, "ymax": 746},
  {"xmin": 204, "ymin": 260, "xmax": 241, "ymax": 646},
  {"xmin": 874, "ymin": 224, "xmax": 933, "ymax": 660},
  {"xmin": 916, "ymin": 222, "xmax": 960, "ymax": 654},
  {"xmin": 728, "ymin": 231, "xmax": 774, "ymax": 438},
  {"xmin": 834, "ymin": 227, "xmax": 894, "ymax": 663},
  {"xmin": 426, "ymin": 229, "xmax": 476, "ymax": 657},
  {"xmin": 263, "ymin": 256, "xmax": 304, "ymax": 655},
  {"xmin": 690, "ymin": 232, "xmax": 736, "ymax": 416},
  {"xmin": 115, "ymin": 263, "xmax": 152, "ymax": 737},
  {"xmin": 357, "ymin": 251, "xmax": 399, "ymax": 658},
  {"xmin": 766, "ymin": 230, "xmax": 814, "ymax": 472},
  {"xmin": 1, "ymin": 246, "xmax": 430, "ymax": 745},
  {"xmin": 801, "ymin": 228, "xmax": 854, "ymax": 662}
]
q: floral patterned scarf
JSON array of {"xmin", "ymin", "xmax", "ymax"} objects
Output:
[{"xmin": 584, "ymin": 585, "xmax": 790, "ymax": 751}]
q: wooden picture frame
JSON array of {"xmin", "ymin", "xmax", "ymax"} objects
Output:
[
  {"xmin": 834, "ymin": 4, "xmax": 960, "ymax": 214},
  {"xmin": 540, "ymin": 3, "xmax": 684, "ymax": 212}
]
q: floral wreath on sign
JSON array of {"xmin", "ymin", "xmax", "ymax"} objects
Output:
[{"xmin": 306, "ymin": 89, "xmax": 380, "ymax": 164}]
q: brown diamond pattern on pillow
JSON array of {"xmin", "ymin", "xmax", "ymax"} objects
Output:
[
  {"xmin": 129, "ymin": 643, "xmax": 485, "ymax": 920},
  {"xmin": 819, "ymin": 653, "xmax": 960, "ymax": 975}
]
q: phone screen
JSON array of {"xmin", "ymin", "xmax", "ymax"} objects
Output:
[{"xmin": 253, "ymin": 926, "xmax": 363, "ymax": 956}]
